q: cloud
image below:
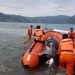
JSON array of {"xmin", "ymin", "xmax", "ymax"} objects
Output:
[{"xmin": 0, "ymin": 0, "xmax": 75, "ymax": 16}]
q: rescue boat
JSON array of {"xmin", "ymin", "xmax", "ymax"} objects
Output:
[{"xmin": 21, "ymin": 31, "xmax": 62, "ymax": 69}]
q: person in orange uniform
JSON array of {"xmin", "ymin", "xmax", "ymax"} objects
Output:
[
  {"xmin": 28, "ymin": 25, "xmax": 33, "ymax": 39},
  {"xmin": 34, "ymin": 25, "xmax": 45, "ymax": 40},
  {"xmin": 58, "ymin": 34, "xmax": 75, "ymax": 75},
  {"xmin": 68, "ymin": 28, "xmax": 75, "ymax": 42},
  {"xmin": 24, "ymin": 25, "xmax": 33, "ymax": 44}
]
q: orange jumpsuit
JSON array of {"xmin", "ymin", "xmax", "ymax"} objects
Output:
[
  {"xmin": 58, "ymin": 38, "xmax": 74, "ymax": 75},
  {"xmin": 73, "ymin": 42, "xmax": 75, "ymax": 70},
  {"xmin": 68, "ymin": 32, "xmax": 75, "ymax": 41},
  {"xmin": 28, "ymin": 27, "xmax": 32, "ymax": 39}
]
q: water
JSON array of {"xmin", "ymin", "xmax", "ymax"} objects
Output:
[{"xmin": 0, "ymin": 22, "xmax": 75, "ymax": 75}]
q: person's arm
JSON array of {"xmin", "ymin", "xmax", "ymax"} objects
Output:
[
  {"xmin": 74, "ymin": 42, "xmax": 75, "ymax": 49},
  {"xmin": 68, "ymin": 32, "xmax": 73, "ymax": 38},
  {"xmin": 73, "ymin": 42, "xmax": 75, "ymax": 58},
  {"xmin": 42, "ymin": 30, "xmax": 45, "ymax": 35},
  {"xmin": 33, "ymin": 33, "xmax": 35, "ymax": 36},
  {"xmin": 68, "ymin": 32, "xmax": 70, "ymax": 38},
  {"xmin": 58, "ymin": 44, "xmax": 61, "ymax": 55},
  {"xmin": 74, "ymin": 32, "xmax": 75, "ymax": 42}
]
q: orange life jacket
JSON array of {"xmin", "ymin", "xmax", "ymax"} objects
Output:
[
  {"xmin": 68, "ymin": 32, "xmax": 75, "ymax": 41},
  {"xmin": 34, "ymin": 29, "xmax": 43, "ymax": 39},
  {"xmin": 60, "ymin": 38, "xmax": 74, "ymax": 53}
]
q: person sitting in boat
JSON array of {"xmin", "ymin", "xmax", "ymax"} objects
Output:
[
  {"xmin": 68, "ymin": 28, "xmax": 75, "ymax": 42},
  {"xmin": 34, "ymin": 25, "xmax": 45, "ymax": 42}
]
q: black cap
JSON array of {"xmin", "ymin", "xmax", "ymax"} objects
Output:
[
  {"xmin": 63, "ymin": 34, "xmax": 68, "ymax": 39},
  {"xmin": 30, "ymin": 25, "xmax": 33, "ymax": 27},
  {"xmin": 36, "ymin": 25, "xmax": 40, "ymax": 29}
]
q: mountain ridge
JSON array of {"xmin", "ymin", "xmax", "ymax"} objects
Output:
[{"xmin": 0, "ymin": 13, "xmax": 75, "ymax": 24}]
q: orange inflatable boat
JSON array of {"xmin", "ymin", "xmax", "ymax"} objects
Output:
[{"xmin": 21, "ymin": 31, "xmax": 62, "ymax": 69}]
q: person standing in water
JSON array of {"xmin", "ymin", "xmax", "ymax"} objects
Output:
[
  {"xmin": 68, "ymin": 28, "xmax": 75, "ymax": 42},
  {"xmin": 24, "ymin": 25, "xmax": 33, "ymax": 44},
  {"xmin": 28, "ymin": 25, "xmax": 33, "ymax": 39},
  {"xmin": 58, "ymin": 34, "xmax": 75, "ymax": 75}
]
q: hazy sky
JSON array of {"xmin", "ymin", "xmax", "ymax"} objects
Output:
[{"xmin": 0, "ymin": 0, "xmax": 75, "ymax": 17}]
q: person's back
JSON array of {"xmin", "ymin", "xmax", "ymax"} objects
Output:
[
  {"xmin": 58, "ymin": 39, "xmax": 74, "ymax": 54},
  {"xmin": 28, "ymin": 25, "xmax": 33, "ymax": 39},
  {"xmin": 68, "ymin": 28, "xmax": 75, "ymax": 41},
  {"xmin": 58, "ymin": 34, "xmax": 74, "ymax": 75},
  {"xmin": 24, "ymin": 25, "xmax": 33, "ymax": 45},
  {"xmin": 34, "ymin": 25, "xmax": 45, "ymax": 40}
]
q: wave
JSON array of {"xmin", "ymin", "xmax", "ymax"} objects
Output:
[
  {"xmin": 0, "ymin": 28, "xmax": 26, "ymax": 36},
  {"xmin": 53, "ymin": 29, "xmax": 68, "ymax": 34}
]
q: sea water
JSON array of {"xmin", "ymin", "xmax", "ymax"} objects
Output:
[{"xmin": 0, "ymin": 22, "xmax": 75, "ymax": 75}]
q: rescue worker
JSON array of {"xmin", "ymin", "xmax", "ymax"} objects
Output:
[
  {"xmin": 24, "ymin": 25, "xmax": 33, "ymax": 44},
  {"xmin": 58, "ymin": 34, "xmax": 75, "ymax": 75},
  {"xmin": 34, "ymin": 25, "xmax": 45, "ymax": 41},
  {"xmin": 28, "ymin": 25, "xmax": 33, "ymax": 39},
  {"xmin": 68, "ymin": 28, "xmax": 75, "ymax": 42}
]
